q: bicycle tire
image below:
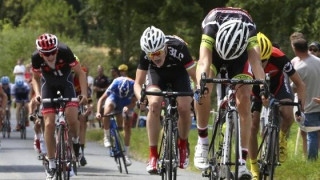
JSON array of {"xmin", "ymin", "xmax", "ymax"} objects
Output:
[
  {"xmin": 224, "ymin": 110, "xmax": 239, "ymax": 180},
  {"xmin": 166, "ymin": 118, "xmax": 173, "ymax": 180},
  {"xmin": 232, "ymin": 110, "xmax": 240, "ymax": 180},
  {"xmin": 57, "ymin": 125, "xmax": 69, "ymax": 180},
  {"xmin": 258, "ymin": 127, "xmax": 269, "ymax": 180},
  {"xmin": 159, "ymin": 128, "xmax": 167, "ymax": 179},
  {"xmin": 208, "ymin": 108, "xmax": 225, "ymax": 180},
  {"xmin": 20, "ymin": 107, "xmax": 26, "ymax": 139},
  {"xmin": 268, "ymin": 128, "xmax": 278, "ymax": 180},
  {"xmin": 115, "ymin": 129, "xmax": 128, "ymax": 174}
]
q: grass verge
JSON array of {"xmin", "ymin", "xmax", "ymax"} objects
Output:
[{"xmin": 86, "ymin": 122, "xmax": 320, "ymax": 179}]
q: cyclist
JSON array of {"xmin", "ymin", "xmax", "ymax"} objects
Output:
[
  {"xmin": 96, "ymin": 76, "xmax": 136, "ymax": 166},
  {"xmin": 249, "ymin": 32, "xmax": 306, "ymax": 179},
  {"xmin": 31, "ymin": 33, "xmax": 88, "ymax": 179},
  {"xmin": 0, "ymin": 83, "xmax": 8, "ymax": 130},
  {"xmin": 74, "ymin": 66, "xmax": 92, "ymax": 166},
  {"xmin": 1, "ymin": 76, "xmax": 12, "ymax": 124},
  {"xmin": 11, "ymin": 78, "xmax": 30, "ymax": 131},
  {"xmin": 134, "ymin": 26, "xmax": 196, "ymax": 173},
  {"xmin": 194, "ymin": 7, "xmax": 266, "ymax": 178}
]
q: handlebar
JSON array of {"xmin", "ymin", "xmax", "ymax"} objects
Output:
[{"xmin": 101, "ymin": 111, "xmax": 122, "ymax": 117}]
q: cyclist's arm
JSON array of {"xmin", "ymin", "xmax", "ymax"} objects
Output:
[
  {"xmin": 72, "ymin": 63, "xmax": 88, "ymax": 99},
  {"xmin": 134, "ymin": 69, "xmax": 147, "ymax": 100},
  {"xmin": 289, "ymin": 71, "xmax": 306, "ymax": 111},
  {"xmin": 31, "ymin": 71, "xmax": 41, "ymax": 98},
  {"xmin": 197, "ymin": 35, "xmax": 213, "ymax": 87},
  {"xmin": 96, "ymin": 92, "xmax": 108, "ymax": 116}
]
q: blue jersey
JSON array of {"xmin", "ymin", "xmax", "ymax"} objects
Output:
[
  {"xmin": 11, "ymin": 82, "xmax": 30, "ymax": 102},
  {"xmin": 106, "ymin": 77, "xmax": 134, "ymax": 99}
]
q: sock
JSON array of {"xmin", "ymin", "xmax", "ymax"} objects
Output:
[
  {"xmin": 240, "ymin": 148, "xmax": 248, "ymax": 165},
  {"xmin": 104, "ymin": 129, "xmax": 110, "ymax": 138},
  {"xmin": 250, "ymin": 159, "xmax": 259, "ymax": 171},
  {"xmin": 72, "ymin": 136, "xmax": 79, "ymax": 144},
  {"xmin": 80, "ymin": 144, "xmax": 85, "ymax": 154},
  {"xmin": 179, "ymin": 138, "xmax": 187, "ymax": 149},
  {"xmin": 36, "ymin": 133, "xmax": 41, "ymax": 139},
  {"xmin": 48, "ymin": 158, "xmax": 56, "ymax": 169},
  {"xmin": 197, "ymin": 126, "xmax": 209, "ymax": 144},
  {"xmin": 149, "ymin": 146, "xmax": 158, "ymax": 158},
  {"xmin": 125, "ymin": 146, "xmax": 130, "ymax": 156}
]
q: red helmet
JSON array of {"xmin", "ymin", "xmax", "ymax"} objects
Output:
[{"xmin": 36, "ymin": 33, "xmax": 58, "ymax": 53}]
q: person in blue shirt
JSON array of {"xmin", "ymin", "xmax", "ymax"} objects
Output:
[
  {"xmin": 11, "ymin": 78, "xmax": 30, "ymax": 130},
  {"xmin": 96, "ymin": 76, "xmax": 137, "ymax": 166}
]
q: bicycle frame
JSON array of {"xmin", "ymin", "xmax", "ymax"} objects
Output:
[
  {"xmin": 200, "ymin": 72, "xmax": 265, "ymax": 180},
  {"xmin": 258, "ymin": 96, "xmax": 301, "ymax": 180},
  {"xmin": 140, "ymin": 84, "xmax": 193, "ymax": 180},
  {"xmin": 102, "ymin": 112, "xmax": 128, "ymax": 174},
  {"xmin": 42, "ymin": 94, "xmax": 79, "ymax": 180}
]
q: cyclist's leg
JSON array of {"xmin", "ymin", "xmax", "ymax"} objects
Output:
[
  {"xmin": 177, "ymin": 96, "xmax": 193, "ymax": 169},
  {"xmin": 194, "ymin": 72, "xmax": 213, "ymax": 170},
  {"xmin": 42, "ymin": 111, "xmax": 56, "ymax": 169},
  {"xmin": 235, "ymin": 84, "xmax": 252, "ymax": 177},
  {"xmin": 249, "ymin": 110, "xmax": 261, "ymax": 179},
  {"xmin": 103, "ymin": 98, "xmax": 115, "ymax": 147}
]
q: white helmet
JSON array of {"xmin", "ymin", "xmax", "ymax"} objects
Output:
[
  {"xmin": 140, "ymin": 26, "xmax": 166, "ymax": 53},
  {"xmin": 215, "ymin": 20, "xmax": 250, "ymax": 60}
]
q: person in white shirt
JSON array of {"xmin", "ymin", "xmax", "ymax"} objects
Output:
[{"xmin": 13, "ymin": 58, "xmax": 26, "ymax": 82}]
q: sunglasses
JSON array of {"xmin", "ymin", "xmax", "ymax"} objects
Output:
[
  {"xmin": 309, "ymin": 48, "xmax": 318, "ymax": 52},
  {"xmin": 147, "ymin": 47, "xmax": 165, "ymax": 59},
  {"xmin": 41, "ymin": 49, "xmax": 58, "ymax": 57}
]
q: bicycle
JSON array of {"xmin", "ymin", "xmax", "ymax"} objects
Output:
[
  {"xmin": 18, "ymin": 100, "xmax": 28, "ymax": 139},
  {"xmin": 140, "ymin": 84, "xmax": 193, "ymax": 180},
  {"xmin": 42, "ymin": 92, "xmax": 79, "ymax": 180},
  {"xmin": 257, "ymin": 75, "xmax": 302, "ymax": 180},
  {"xmin": 2, "ymin": 104, "xmax": 11, "ymax": 138},
  {"xmin": 102, "ymin": 111, "xmax": 128, "ymax": 174},
  {"xmin": 200, "ymin": 72, "xmax": 265, "ymax": 180}
]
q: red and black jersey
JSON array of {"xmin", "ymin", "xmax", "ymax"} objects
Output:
[
  {"xmin": 31, "ymin": 43, "xmax": 78, "ymax": 80},
  {"xmin": 253, "ymin": 47, "xmax": 295, "ymax": 97}
]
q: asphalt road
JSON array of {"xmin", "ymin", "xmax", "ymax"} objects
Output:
[{"xmin": 0, "ymin": 110, "xmax": 203, "ymax": 180}]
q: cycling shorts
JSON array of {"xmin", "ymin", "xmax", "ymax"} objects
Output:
[
  {"xmin": 105, "ymin": 94, "xmax": 131, "ymax": 112},
  {"xmin": 41, "ymin": 75, "xmax": 77, "ymax": 111},
  {"xmin": 15, "ymin": 92, "xmax": 30, "ymax": 103},
  {"xmin": 211, "ymin": 51, "xmax": 253, "ymax": 79},
  {"xmin": 146, "ymin": 66, "xmax": 192, "ymax": 92}
]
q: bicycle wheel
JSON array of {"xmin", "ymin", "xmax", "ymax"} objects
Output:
[
  {"xmin": 56, "ymin": 125, "xmax": 69, "ymax": 180},
  {"xmin": 258, "ymin": 127, "xmax": 269, "ymax": 180},
  {"xmin": 115, "ymin": 130, "xmax": 128, "ymax": 174},
  {"xmin": 267, "ymin": 128, "xmax": 278, "ymax": 180},
  {"xmin": 208, "ymin": 109, "xmax": 225, "ymax": 180},
  {"xmin": 20, "ymin": 108, "xmax": 26, "ymax": 139},
  {"xmin": 166, "ymin": 118, "xmax": 173, "ymax": 180},
  {"xmin": 159, "ymin": 128, "xmax": 167, "ymax": 179},
  {"xmin": 226, "ymin": 110, "xmax": 239, "ymax": 180}
]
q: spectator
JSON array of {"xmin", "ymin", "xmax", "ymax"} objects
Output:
[
  {"xmin": 118, "ymin": 64, "xmax": 129, "ymax": 77},
  {"xmin": 24, "ymin": 63, "xmax": 32, "ymax": 83},
  {"xmin": 308, "ymin": 41, "xmax": 320, "ymax": 57},
  {"xmin": 110, "ymin": 67, "xmax": 120, "ymax": 83},
  {"xmin": 93, "ymin": 65, "xmax": 110, "ymax": 100},
  {"xmin": 290, "ymin": 34, "xmax": 320, "ymax": 160},
  {"xmin": 13, "ymin": 58, "xmax": 26, "ymax": 82}
]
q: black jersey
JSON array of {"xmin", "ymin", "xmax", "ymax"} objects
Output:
[
  {"xmin": 31, "ymin": 43, "xmax": 78, "ymax": 80},
  {"xmin": 138, "ymin": 35, "xmax": 195, "ymax": 71}
]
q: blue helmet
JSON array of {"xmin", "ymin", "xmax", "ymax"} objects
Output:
[
  {"xmin": 15, "ymin": 78, "xmax": 24, "ymax": 87},
  {"xmin": 1, "ymin": 76, "xmax": 10, "ymax": 85},
  {"xmin": 118, "ymin": 79, "xmax": 130, "ymax": 98}
]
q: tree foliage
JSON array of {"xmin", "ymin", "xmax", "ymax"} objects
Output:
[{"xmin": 1, "ymin": 0, "xmax": 320, "ymax": 77}]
